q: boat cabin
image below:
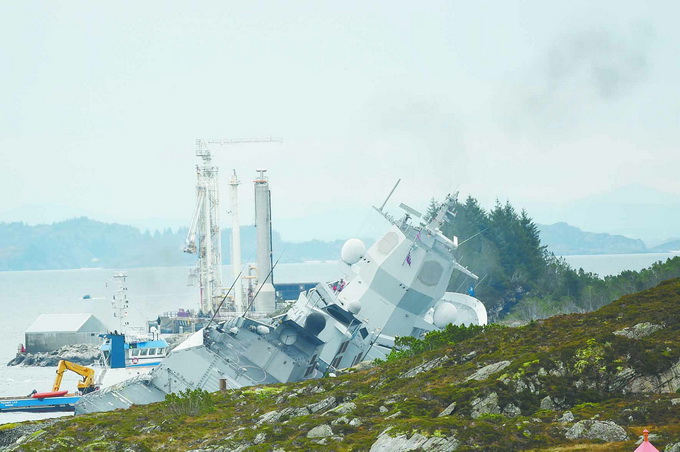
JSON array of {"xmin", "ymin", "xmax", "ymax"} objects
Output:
[{"xmin": 100, "ymin": 336, "xmax": 168, "ymax": 368}]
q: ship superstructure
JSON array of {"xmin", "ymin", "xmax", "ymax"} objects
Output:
[{"xmin": 75, "ymin": 191, "xmax": 486, "ymax": 415}]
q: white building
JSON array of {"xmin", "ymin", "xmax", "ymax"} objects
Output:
[{"xmin": 25, "ymin": 313, "xmax": 107, "ymax": 353}]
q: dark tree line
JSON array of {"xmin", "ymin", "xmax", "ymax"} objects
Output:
[{"xmin": 430, "ymin": 195, "xmax": 680, "ymax": 322}]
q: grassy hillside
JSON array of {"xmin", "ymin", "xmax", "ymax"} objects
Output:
[{"xmin": 4, "ymin": 279, "xmax": 680, "ymax": 451}]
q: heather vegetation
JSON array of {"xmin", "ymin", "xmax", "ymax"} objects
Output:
[
  {"xmin": 5, "ymin": 279, "xmax": 680, "ymax": 451},
  {"xmin": 165, "ymin": 388, "xmax": 215, "ymax": 417},
  {"xmin": 433, "ymin": 195, "xmax": 680, "ymax": 322},
  {"xmin": 379, "ymin": 323, "xmax": 500, "ymax": 363}
]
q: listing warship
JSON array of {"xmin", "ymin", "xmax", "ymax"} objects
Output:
[{"xmin": 75, "ymin": 192, "xmax": 487, "ymax": 414}]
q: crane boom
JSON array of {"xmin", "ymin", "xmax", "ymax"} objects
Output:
[
  {"xmin": 184, "ymin": 188, "xmax": 205, "ymax": 254},
  {"xmin": 53, "ymin": 360, "xmax": 96, "ymax": 394}
]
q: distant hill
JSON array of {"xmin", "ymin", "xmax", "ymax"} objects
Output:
[
  {"xmin": 543, "ymin": 184, "xmax": 680, "ymax": 244},
  {"xmin": 651, "ymin": 239, "xmax": 680, "ymax": 252},
  {"xmin": 538, "ymin": 222, "xmax": 647, "ymax": 255},
  {"xmin": 0, "ymin": 217, "xmax": 355, "ymax": 271}
]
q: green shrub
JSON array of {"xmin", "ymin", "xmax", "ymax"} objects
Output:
[
  {"xmin": 381, "ymin": 323, "xmax": 503, "ymax": 363},
  {"xmin": 164, "ymin": 388, "xmax": 215, "ymax": 416}
]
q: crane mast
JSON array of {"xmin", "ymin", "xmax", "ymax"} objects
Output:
[{"xmin": 184, "ymin": 138, "xmax": 281, "ymax": 316}]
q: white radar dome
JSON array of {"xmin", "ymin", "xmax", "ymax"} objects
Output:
[
  {"xmin": 433, "ymin": 302, "xmax": 459, "ymax": 328},
  {"xmin": 345, "ymin": 299, "xmax": 362, "ymax": 315},
  {"xmin": 256, "ymin": 325, "xmax": 270, "ymax": 336},
  {"xmin": 341, "ymin": 238, "xmax": 366, "ymax": 265}
]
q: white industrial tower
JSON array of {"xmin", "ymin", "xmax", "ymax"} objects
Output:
[
  {"xmin": 184, "ymin": 139, "xmax": 223, "ymax": 315},
  {"xmin": 184, "ymin": 138, "xmax": 281, "ymax": 316}
]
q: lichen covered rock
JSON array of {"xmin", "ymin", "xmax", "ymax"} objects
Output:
[
  {"xmin": 465, "ymin": 361, "xmax": 511, "ymax": 382},
  {"xmin": 613, "ymin": 322, "xmax": 664, "ymax": 339},
  {"xmin": 307, "ymin": 424, "xmax": 333, "ymax": 438},
  {"xmin": 470, "ymin": 392, "xmax": 500, "ymax": 419},
  {"xmin": 370, "ymin": 429, "xmax": 459, "ymax": 452},
  {"xmin": 564, "ymin": 420, "xmax": 628, "ymax": 442}
]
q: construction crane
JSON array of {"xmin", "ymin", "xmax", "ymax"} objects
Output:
[
  {"xmin": 184, "ymin": 138, "xmax": 282, "ymax": 315},
  {"xmin": 53, "ymin": 360, "xmax": 96, "ymax": 394}
]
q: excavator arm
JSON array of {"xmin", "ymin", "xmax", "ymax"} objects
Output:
[{"xmin": 53, "ymin": 360, "xmax": 96, "ymax": 394}]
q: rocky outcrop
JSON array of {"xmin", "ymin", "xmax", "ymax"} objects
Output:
[
  {"xmin": 257, "ymin": 406, "xmax": 310, "ymax": 424},
  {"xmin": 326, "ymin": 401, "xmax": 356, "ymax": 415},
  {"xmin": 0, "ymin": 419, "xmax": 59, "ymax": 449},
  {"xmin": 615, "ymin": 359, "xmax": 680, "ymax": 393},
  {"xmin": 438, "ymin": 402, "xmax": 456, "ymax": 417},
  {"xmin": 502, "ymin": 403, "xmax": 522, "ymax": 417},
  {"xmin": 370, "ymin": 429, "xmax": 459, "ymax": 452},
  {"xmin": 666, "ymin": 442, "xmax": 680, "ymax": 452},
  {"xmin": 307, "ymin": 424, "xmax": 333, "ymax": 438},
  {"xmin": 307, "ymin": 396, "xmax": 337, "ymax": 413},
  {"xmin": 613, "ymin": 322, "xmax": 664, "ymax": 339},
  {"xmin": 465, "ymin": 361, "xmax": 511, "ymax": 382},
  {"xmin": 557, "ymin": 411, "xmax": 575, "ymax": 423},
  {"xmin": 564, "ymin": 420, "xmax": 629, "ymax": 442},
  {"xmin": 470, "ymin": 392, "xmax": 501, "ymax": 419},
  {"xmin": 257, "ymin": 396, "xmax": 337, "ymax": 424},
  {"xmin": 401, "ymin": 355, "xmax": 449, "ymax": 378}
]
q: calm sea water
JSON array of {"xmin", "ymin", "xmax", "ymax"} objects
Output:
[{"xmin": 1, "ymin": 253, "xmax": 678, "ymax": 424}]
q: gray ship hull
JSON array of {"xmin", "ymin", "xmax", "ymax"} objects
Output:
[{"xmin": 76, "ymin": 193, "xmax": 487, "ymax": 415}]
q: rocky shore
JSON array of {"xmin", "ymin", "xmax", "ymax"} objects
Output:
[{"xmin": 6, "ymin": 344, "xmax": 101, "ymax": 367}]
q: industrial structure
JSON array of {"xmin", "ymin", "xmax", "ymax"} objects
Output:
[
  {"xmin": 184, "ymin": 139, "xmax": 224, "ymax": 315},
  {"xmin": 183, "ymin": 139, "xmax": 281, "ymax": 317}
]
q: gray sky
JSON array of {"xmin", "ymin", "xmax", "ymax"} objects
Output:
[{"xmin": 1, "ymin": 1, "xmax": 679, "ymax": 242}]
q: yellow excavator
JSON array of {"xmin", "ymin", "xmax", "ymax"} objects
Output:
[{"xmin": 53, "ymin": 360, "xmax": 96, "ymax": 395}]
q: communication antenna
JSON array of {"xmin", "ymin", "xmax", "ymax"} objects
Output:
[
  {"xmin": 378, "ymin": 179, "xmax": 401, "ymax": 211},
  {"xmin": 399, "ymin": 203, "xmax": 422, "ymax": 219}
]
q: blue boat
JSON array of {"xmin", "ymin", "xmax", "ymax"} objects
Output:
[{"xmin": 0, "ymin": 395, "xmax": 80, "ymax": 413}]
